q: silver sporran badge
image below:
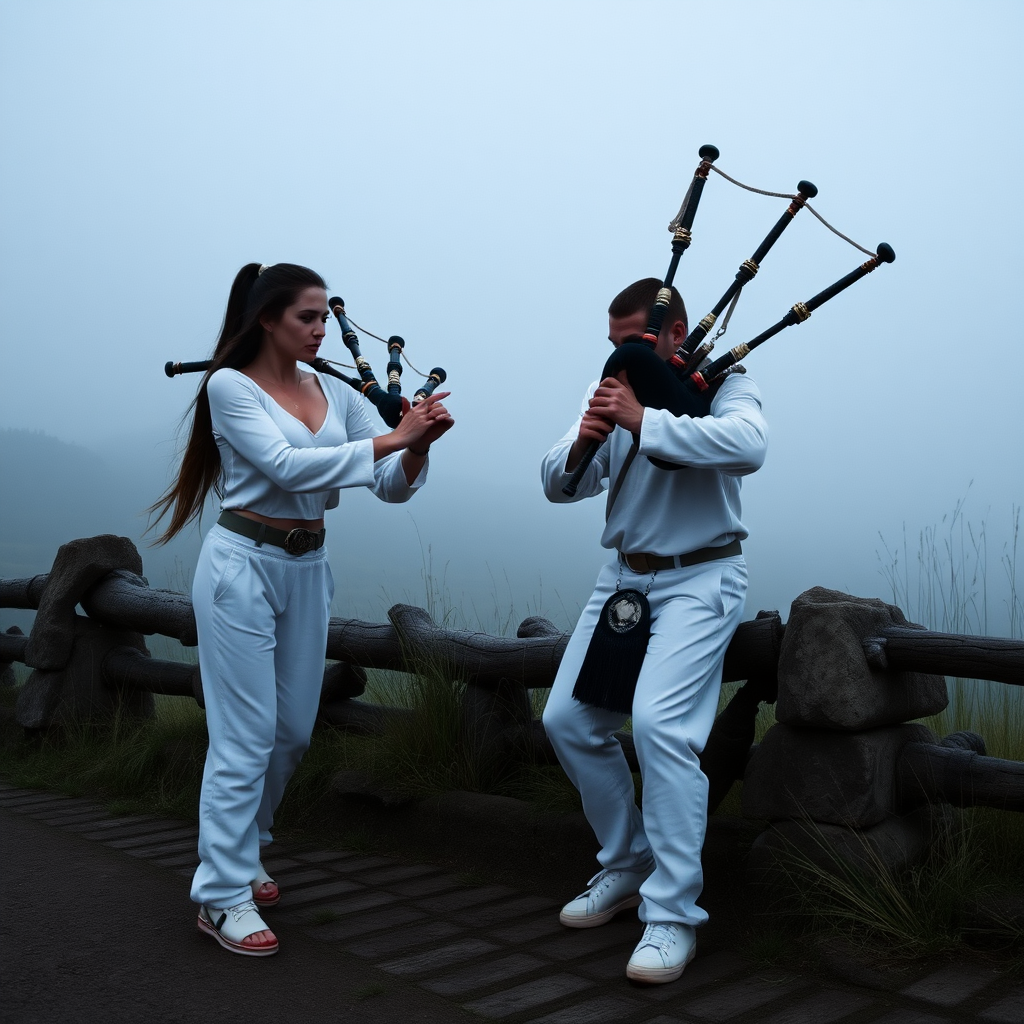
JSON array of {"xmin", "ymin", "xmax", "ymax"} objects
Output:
[{"xmin": 605, "ymin": 590, "xmax": 646, "ymax": 634}]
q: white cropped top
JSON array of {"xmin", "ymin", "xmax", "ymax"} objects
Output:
[{"xmin": 207, "ymin": 368, "xmax": 424, "ymax": 520}]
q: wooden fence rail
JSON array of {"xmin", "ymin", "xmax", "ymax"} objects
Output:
[{"xmin": 2, "ymin": 540, "xmax": 1024, "ymax": 889}]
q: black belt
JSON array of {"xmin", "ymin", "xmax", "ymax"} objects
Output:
[
  {"xmin": 217, "ymin": 510, "xmax": 325, "ymax": 555},
  {"xmin": 620, "ymin": 538, "xmax": 741, "ymax": 573}
]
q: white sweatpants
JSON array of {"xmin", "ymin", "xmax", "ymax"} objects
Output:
[
  {"xmin": 542, "ymin": 554, "xmax": 747, "ymax": 927},
  {"xmin": 190, "ymin": 524, "xmax": 334, "ymax": 909}
]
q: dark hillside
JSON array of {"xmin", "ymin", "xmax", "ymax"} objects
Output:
[{"xmin": 0, "ymin": 429, "xmax": 145, "ymax": 578}]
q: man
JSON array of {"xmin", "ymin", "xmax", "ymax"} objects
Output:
[{"xmin": 540, "ymin": 278, "xmax": 767, "ymax": 983}]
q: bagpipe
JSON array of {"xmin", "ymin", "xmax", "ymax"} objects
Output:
[
  {"xmin": 164, "ymin": 296, "xmax": 446, "ymax": 429},
  {"xmin": 562, "ymin": 145, "xmax": 895, "ymax": 496}
]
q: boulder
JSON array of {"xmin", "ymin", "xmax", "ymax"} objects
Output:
[
  {"xmin": 776, "ymin": 587, "xmax": 948, "ymax": 731},
  {"xmin": 742, "ymin": 721, "xmax": 935, "ymax": 828}
]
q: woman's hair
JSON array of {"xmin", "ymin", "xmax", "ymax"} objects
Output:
[{"xmin": 148, "ymin": 262, "xmax": 326, "ymax": 543}]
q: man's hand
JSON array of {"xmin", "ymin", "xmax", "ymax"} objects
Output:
[
  {"xmin": 564, "ymin": 374, "xmax": 645, "ymax": 472},
  {"xmin": 587, "ymin": 374, "xmax": 644, "ymax": 434}
]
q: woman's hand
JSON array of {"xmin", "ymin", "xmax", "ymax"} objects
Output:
[{"xmin": 372, "ymin": 392, "xmax": 454, "ymax": 465}]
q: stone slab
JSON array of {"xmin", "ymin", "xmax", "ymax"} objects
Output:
[
  {"xmin": 533, "ymin": 922, "xmax": 640, "ymax": 962},
  {"xmin": 980, "ymin": 988, "xmax": 1024, "ymax": 1023},
  {"xmin": 310, "ymin": 904, "xmax": 426, "ymax": 940},
  {"xmin": 757, "ymin": 989, "xmax": 875, "ymax": 1023},
  {"xmin": 124, "ymin": 839, "xmax": 198, "ymax": 858},
  {"xmin": 462, "ymin": 974, "xmax": 594, "ymax": 1019},
  {"xmin": 276, "ymin": 878, "xmax": 365, "ymax": 907},
  {"xmin": 282, "ymin": 890, "xmax": 399, "ymax": 926},
  {"xmin": 344, "ymin": 919, "xmax": 465, "ymax": 958},
  {"xmin": 385, "ymin": 873, "xmax": 462, "ymax": 897},
  {"xmin": 684, "ymin": 976, "xmax": 807, "ymax": 1021},
  {"xmin": 424, "ymin": 953, "xmax": 550, "ymax": 997},
  {"xmin": 378, "ymin": 937, "xmax": 502, "ymax": 976},
  {"xmin": 901, "ymin": 965, "xmax": 1000, "ymax": 1006},
  {"xmin": 415, "ymin": 885, "xmax": 517, "ymax": 913},
  {"xmin": 449, "ymin": 896, "xmax": 555, "ymax": 927},
  {"xmin": 524, "ymin": 995, "xmax": 646, "ymax": 1023}
]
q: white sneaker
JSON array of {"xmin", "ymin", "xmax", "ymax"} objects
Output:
[
  {"xmin": 626, "ymin": 922, "xmax": 696, "ymax": 983},
  {"xmin": 558, "ymin": 868, "xmax": 650, "ymax": 929}
]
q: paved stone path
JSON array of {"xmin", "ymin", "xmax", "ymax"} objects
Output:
[{"xmin": 3, "ymin": 783, "xmax": 1021, "ymax": 1024}]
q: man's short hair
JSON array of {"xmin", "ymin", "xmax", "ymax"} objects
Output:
[{"xmin": 608, "ymin": 278, "xmax": 687, "ymax": 335}]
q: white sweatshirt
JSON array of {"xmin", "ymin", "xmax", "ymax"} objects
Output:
[
  {"xmin": 207, "ymin": 368, "xmax": 424, "ymax": 520},
  {"xmin": 540, "ymin": 372, "xmax": 767, "ymax": 556}
]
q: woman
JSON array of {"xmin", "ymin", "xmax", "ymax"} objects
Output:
[{"xmin": 151, "ymin": 262, "xmax": 452, "ymax": 956}]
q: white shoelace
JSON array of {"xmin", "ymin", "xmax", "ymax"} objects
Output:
[
  {"xmin": 228, "ymin": 900, "xmax": 258, "ymax": 922},
  {"xmin": 578, "ymin": 868, "xmax": 619, "ymax": 899},
  {"xmin": 638, "ymin": 923, "xmax": 678, "ymax": 953}
]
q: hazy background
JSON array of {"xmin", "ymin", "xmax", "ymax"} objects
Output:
[{"xmin": 2, "ymin": 0, "xmax": 1021, "ymax": 637}]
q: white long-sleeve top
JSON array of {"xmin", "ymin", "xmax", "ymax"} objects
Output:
[
  {"xmin": 540, "ymin": 372, "xmax": 767, "ymax": 556},
  {"xmin": 207, "ymin": 368, "xmax": 424, "ymax": 520}
]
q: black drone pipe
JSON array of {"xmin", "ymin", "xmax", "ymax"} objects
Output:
[
  {"xmin": 386, "ymin": 336, "xmax": 405, "ymax": 395},
  {"xmin": 413, "ymin": 368, "xmax": 447, "ymax": 405},
  {"xmin": 562, "ymin": 144, "xmax": 720, "ymax": 499},
  {"xmin": 688, "ymin": 243, "xmax": 896, "ymax": 391},
  {"xmin": 641, "ymin": 144, "xmax": 720, "ymax": 347},
  {"xmin": 163, "ymin": 356, "xmax": 404, "ymax": 428},
  {"xmin": 677, "ymin": 179, "xmax": 818, "ymax": 374},
  {"xmin": 328, "ymin": 296, "xmax": 406, "ymax": 427}
]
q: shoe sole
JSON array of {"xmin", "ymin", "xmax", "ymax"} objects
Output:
[
  {"xmin": 559, "ymin": 893, "xmax": 642, "ymax": 929},
  {"xmin": 197, "ymin": 914, "xmax": 279, "ymax": 957},
  {"xmin": 625, "ymin": 943, "xmax": 695, "ymax": 984}
]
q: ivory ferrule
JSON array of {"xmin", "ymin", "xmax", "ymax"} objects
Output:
[
  {"xmin": 731, "ymin": 343, "xmax": 751, "ymax": 360},
  {"xmin": 741, "ymin": 259, "xmax": 759, "ymax": 277},
  {"xmin": 791, "ymin": 302, "xmax": 812, "ymax": 322},
  {"xmin": 699, "ymin": 313, "xmax": 717, "ymax": 332}
]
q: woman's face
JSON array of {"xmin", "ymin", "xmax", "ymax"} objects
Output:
[{"xmin": 262, "ymin": 286, "xmax": 329, "ymax": 362}]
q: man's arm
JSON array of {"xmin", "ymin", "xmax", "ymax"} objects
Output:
[
  {"xmin": 540, "ymin": 382, "xmax": 614, "ymax": 502},
  {"xmin": 638, "ymin": 374, "xmax": 768, "ymax": 475}
]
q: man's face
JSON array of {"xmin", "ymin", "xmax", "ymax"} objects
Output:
[{"xmin": 608, "ymin": 310, "xmax": 685, "ymax": 362}]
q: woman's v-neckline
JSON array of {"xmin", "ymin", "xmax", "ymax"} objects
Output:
[{"xmin": 242, "ymin": 370, "xmax": 331, "ymax": 436}]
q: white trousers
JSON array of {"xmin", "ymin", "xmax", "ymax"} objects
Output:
[
  {"xmin": 542, "ymin": 554, "xmax": 747, "ymax": 926},
  {"xmin": 190, "ymin": 525, "xmax": 334, "ymax": 909}
]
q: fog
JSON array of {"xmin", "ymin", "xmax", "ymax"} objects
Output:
[{"xmin": 2, "ymin": 1, "xmax": 1022, "ymax": 635}]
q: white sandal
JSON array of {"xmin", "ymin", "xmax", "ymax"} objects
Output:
[{"xmin": 198, "ymin": 900, "xmax": 278, "ymax": 957}]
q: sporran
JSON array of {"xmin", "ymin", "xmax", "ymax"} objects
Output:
[{"xmin": 572, "ymin": 566, "xmax": 655, "ymax": 714}]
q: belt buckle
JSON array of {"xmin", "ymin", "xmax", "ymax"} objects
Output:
[{"xmin": 284, "ymin": 528, "xmax": 316, "ymax": 555}]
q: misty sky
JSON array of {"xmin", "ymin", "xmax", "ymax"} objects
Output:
[{"xmin": 1, "ymin": 1, "xmax": 1022, "ymax": 635}]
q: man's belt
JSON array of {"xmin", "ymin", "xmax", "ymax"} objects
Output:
[
  {"xmin": 217, "ymin": 510, "xmax": 325, "ymax": 556},
  {"xmin": 620, "ymin": 538, "xmax": 741, "ymax": 573}
]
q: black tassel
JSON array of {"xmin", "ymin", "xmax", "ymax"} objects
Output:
[{"xmin": 572, "ymin": 589, "xmax": 651, "ymax": 714}]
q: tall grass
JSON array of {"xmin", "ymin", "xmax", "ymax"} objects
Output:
[{"xmin": 0, "ymin": 696, "xmax": 206, "ymax": 818}]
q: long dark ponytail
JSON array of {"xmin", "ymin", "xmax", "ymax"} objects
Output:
[{"xmin": 148, "ymin": 262, "xmax": 327, "ymax": 542}]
